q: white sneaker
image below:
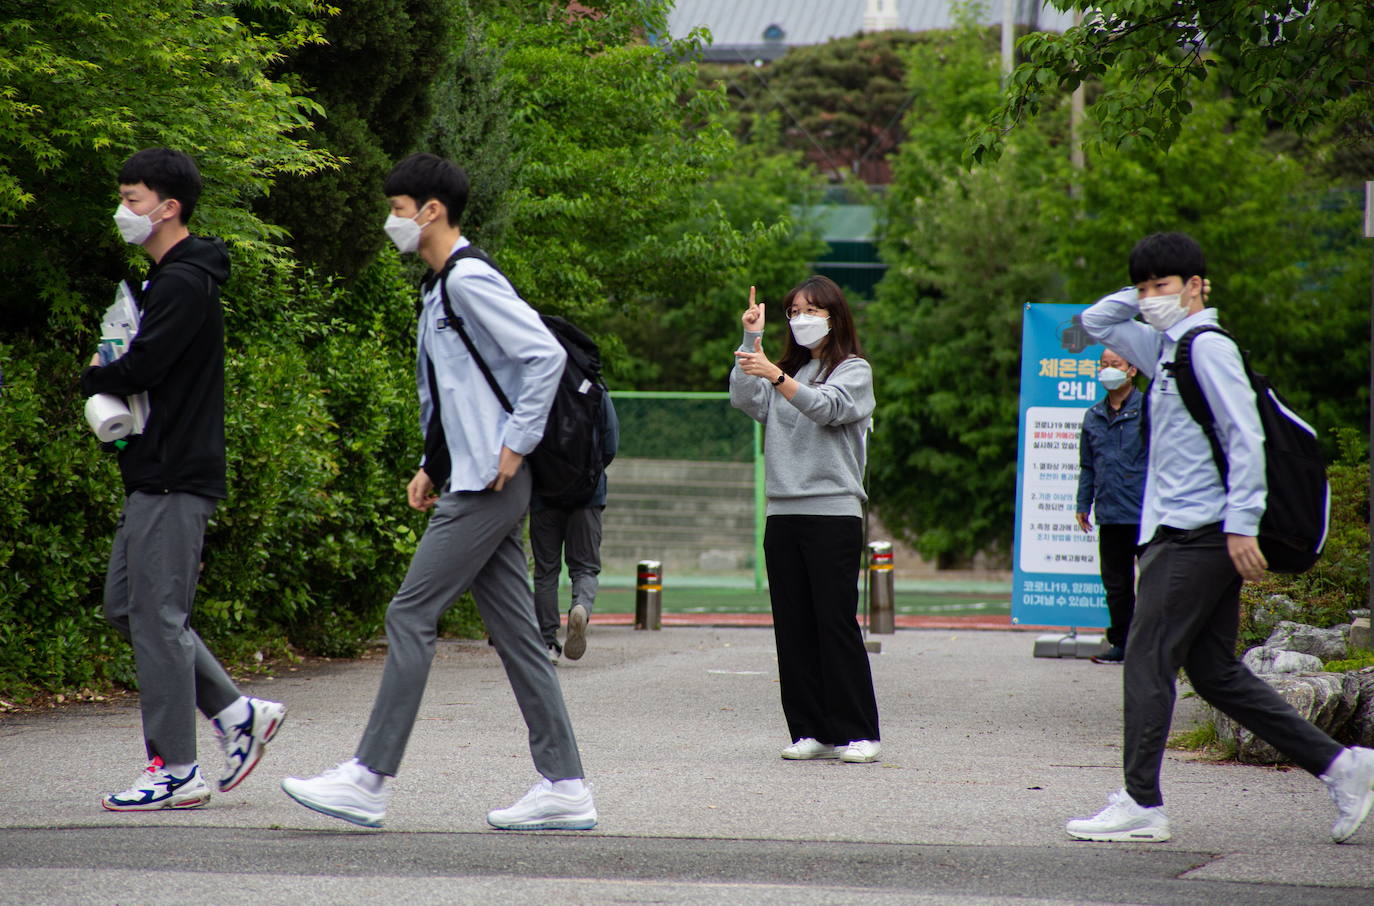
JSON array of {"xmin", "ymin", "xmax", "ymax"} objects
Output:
[
  {"xmin": 212, "ymin": 697, "xmax": 287, "ymax": 792},
  {"xmin": 841, "ymin": 740, "xmax": 882, "ymax": 763},
  {"xmin": 281, "ymin": 760, "xmax": 391, "ymax": 828},
  {"xmin": 487, "ymin": 779, "xmax": 597, "ymax": 830},
  {"xmin": 547, "ymin": 643, "xmax": 562, "ymax": 664},
  {"xmin": 781, "ymin": 738, "xmax": 840, "ymax": 760},
  {"xmin": 102, "ymin": 759, "xmax": 211, "ymax": 811},
  {"xmin": 563, "ymin": 605, "xmax": 589, "ymax": 661},
  {"xmin": 1066, "ymin": 789, "xmax": 1171, "ymax": 842},
  {"xmin": 1322, "ymin": 746, "xmax": 1374, "ymax": 843}
]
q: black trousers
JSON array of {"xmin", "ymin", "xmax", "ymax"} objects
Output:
[
  {"xmin": 1097, "ymin": 524, "xmax": 1140, "ymax": 648},
  {"xmin": 1123, "ymin": 525, "xmax": 1343, "ymax": 807},
  {"xmin": 764, "ymin": 514, "xmax": 880, "ymax": 745}
]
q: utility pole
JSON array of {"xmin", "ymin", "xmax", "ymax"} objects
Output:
[
  {"xmin": 1002, "ymin": 0, "xmax": 1015, "ymax": 82},
  {"xmin": 1366, "ymin": 182, "xmax": 1373, "ymax": 612}
]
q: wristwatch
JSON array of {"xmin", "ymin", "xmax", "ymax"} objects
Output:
[{"xmin": 771, "ymin": 371, "xmax": 786, "ymax": 386}]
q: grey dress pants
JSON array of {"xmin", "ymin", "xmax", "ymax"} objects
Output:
[
  {"xmin": 104, "ymin": 491, "xmax": 242, "ymax": 765},
  {"xmin": 355, "ymin": 465, "xmax": 584, "ymax": 779},
  {"xmin": 529, "ymin": 504, "xmax": 604, "ymax": 646},
  {"xmin": 1123, "ymin": 525, "xmax": 1342, "ymax": 807}
]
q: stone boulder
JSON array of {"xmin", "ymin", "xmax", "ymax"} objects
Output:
[
  {"xmin": 1264, "ymin": 620, "xmax": 1348, "ymax": 661},
  {"xmin": 1345, "ymin": 668, "xmax": 1374, "ymax": 749},
  {"xmin": 1209, "ymin": 672, "xmax": 1360, "ymax": 764},
  {"xmin": 1248, "ymin": 594, "xmax": 1302, "ymax": 635},
  {"xmin": 1242, "ymin": 646, "xmax": 1324, "ymax": 675}
]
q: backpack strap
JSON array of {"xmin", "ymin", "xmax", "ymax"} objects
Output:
[
  {"xmin": 1166, "ymin": 324, "xmax": 1233, "ymax": 490},
  {"xmin": 429, "ymin": 246, "xmax": 514, "ymax": 414}
]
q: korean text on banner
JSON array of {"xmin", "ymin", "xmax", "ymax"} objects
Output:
[{"xmin": 1012, "ymin": 303, "xmax": 1109, "ymax": 628}]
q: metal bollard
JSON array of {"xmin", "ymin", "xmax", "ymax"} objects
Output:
[
  {"xmin": 867, "ymin": 541, "xmax": 895, "ymax": 634},
  {"xmin": 635, "ymin": 559, "xmax": 662, "ymax": 630}
]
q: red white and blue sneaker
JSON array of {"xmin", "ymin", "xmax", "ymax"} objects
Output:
[
  {"xmin": 102, "ymin": 758, "xmax": 211, "ymax": 811},
  {"xmin": 212, "ymin": 697, "xmax": 287, "ymax": 792}
]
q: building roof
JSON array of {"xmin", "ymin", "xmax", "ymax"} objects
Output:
[{"xmin": 668, "ymin": 0, "xmax": 1076, "ymax": 62}]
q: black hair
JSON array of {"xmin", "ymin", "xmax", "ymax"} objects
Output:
[
  {"xmin": 1128, "ymin": 231, "xmax": 1206, "ymax": 284},
  {"xmin": 383, "ymin": 153, "xmax": 469, "ymax": 226},
  {"xmin": 777, "ymin": 274, "xmax": 864, "ymax": 382},
  {"xmin": 118, "ymin": 148, "xmax": 202, "ymax": 223}
]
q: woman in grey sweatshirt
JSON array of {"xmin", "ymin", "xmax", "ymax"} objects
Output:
[{"xmin": 730, "ymin": 275, "xmax": 881, "ymax": 764}]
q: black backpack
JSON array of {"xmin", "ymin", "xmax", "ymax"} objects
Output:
[
  {"xmin": 1167, "ymin": 325, "xmax": 1330, "ymax": 574},
  {"xmin": 427, "ymin": 247, "xmax": 608, "ymax": 508}
]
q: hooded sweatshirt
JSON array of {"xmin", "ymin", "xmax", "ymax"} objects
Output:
[{"xmin": 81, "ymin": 235, "xmax": 230, "ymax": 499}]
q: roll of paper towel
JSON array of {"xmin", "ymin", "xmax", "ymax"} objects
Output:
[{"xmin": 85, "ymin": 393, "xmax": 134, "ymax": 442}]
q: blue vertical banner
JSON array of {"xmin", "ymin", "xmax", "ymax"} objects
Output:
[{"xmin": 1012, "ymin": 303, "xmax": 1109, "ymax": 628}]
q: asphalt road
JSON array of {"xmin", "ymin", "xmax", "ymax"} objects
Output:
[{"xmin": 3, "ymin": 626, "xmax": 1371, "ymax": 904}]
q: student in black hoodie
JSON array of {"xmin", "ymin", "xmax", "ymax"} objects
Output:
[{"xmin": 82, "ymin": 148, "xmax": 286, "ymax": 811}]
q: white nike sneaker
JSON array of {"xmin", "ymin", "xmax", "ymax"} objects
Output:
[
  {"xmin": 1065, "ymin": 788, "xmax": 1171, "ymax": 842},
  {"xmin": 281, "ymin": 759, "xmax": 392, "ymax": 828},
  {"xmin": 487, "ymin": 779, "xmax": 597, "ymax": 830},
  {"xmin": 1322, "ymin": 746, "xmax": 1374, "ymax": 843}
]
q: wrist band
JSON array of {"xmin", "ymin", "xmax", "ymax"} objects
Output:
[{"xmin": 771, "ymin": 371, "xmax": 786, "ymax": 386}]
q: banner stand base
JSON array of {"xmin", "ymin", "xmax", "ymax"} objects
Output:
[{"xmin": 1033, "ymin": 631, "xmax": 1107, "ymax": 659}]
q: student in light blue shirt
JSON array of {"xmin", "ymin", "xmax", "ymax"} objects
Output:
[
  {"xmin": 281, "ymin": 153, "xmax": 596, "ymax": 833},
  {"xmin": 1064, "ymin": 231, "xmax": 1374, "ymax": 845}
]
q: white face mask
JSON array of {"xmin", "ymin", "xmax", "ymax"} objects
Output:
[
  {"xmin": 1098, "ymin": 366, "xmax": 1129, "ymax": 390},
  {"xmin": 383, "ymin": 204, "xmax": 433, "ymax": 254},
  {"xmin": 1138, "ymin": 291, "xmax": 1189, "ymax": 331},
  {"xmin": 113, "ymin": 199, "xmax": 171, "ymax": 245},
  {"xmin": 789, "ymin": 313, "xmax": 831, "ymax": 349}
]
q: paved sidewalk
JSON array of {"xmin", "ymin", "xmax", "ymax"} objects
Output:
[{"xmin": 2, "ymin": 625, "xmax": 1372, "ymax": 904}]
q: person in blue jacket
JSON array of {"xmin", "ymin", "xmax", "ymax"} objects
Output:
[{"xmin": 1075, "ymin": 348, "xmax": 1146, "ymax": 664}]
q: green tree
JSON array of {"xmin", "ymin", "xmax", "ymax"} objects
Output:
[
  {"xmin": 0, "ymin": 0, "xmax": 337, "ymax": 337},
  {"xmin": 464, "ymin": 1, "xmax": 781, "ymax": 383},
  {"xmin": 709, "ymin": 29, "xmax": 928, "ymax": 182},
  {"xmin": 608, "ymin": 113, "xmax": 828, "ymax": 391},
  {"xmin": 969, "ymin": 0, "xmax": 1374, "ymax": 166},
  {"xmin": 868, "ymin": 15, "xmax": 1368, "ymax": 562},
  {"xmin": 253, "ymin": 0, "xmax": 458, "ymax": 279}
]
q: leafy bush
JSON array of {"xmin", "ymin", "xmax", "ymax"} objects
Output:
[
  {"xmin": 0, "ymin": 251, "xmax": 492, "ymax": 702},
  {"xmin": 0, "ymin": 342, "xmax": 133, "ymax": 698}
]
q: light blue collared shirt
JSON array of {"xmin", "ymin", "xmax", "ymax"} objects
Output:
[
  {"xmin": 1080, "ymin": 288, "xmax": 1266, "ymax": 545},
  {"xmin": 416, "ymin": 237, "xmax": 566, "ymax": 492}
]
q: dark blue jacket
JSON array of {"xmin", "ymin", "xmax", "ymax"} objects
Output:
[{"xmin": 1076, "ymin": 386, "xmax": 1146, "ymax": 525}]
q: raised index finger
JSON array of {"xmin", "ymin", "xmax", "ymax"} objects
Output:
[{"xmin": 749, "ymin": 285, "xmax": 756, "ymax": 309}]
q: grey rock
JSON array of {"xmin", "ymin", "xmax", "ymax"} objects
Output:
[
  {"xmin": 1350, "ymin": 617, "xmax": 1373, "ymax": 652},
  {"xmin": 1264, "ymin": 620, "xmax": 1348, "ymax": 661},
  {"xmin": 1347, "ymin": 668, "xmax": 1374, "ymax": 749},
  {"xmin": 1210, "ymin": 672, "xmax": 1359, "ymax": 764},
  {"xmin": 1249, "ymin": 594, "xmax": 1301, "ymax": 634},
  {"xmin": 1242, "ymin": 646, "xmax": 1324, "ymax": 675}
]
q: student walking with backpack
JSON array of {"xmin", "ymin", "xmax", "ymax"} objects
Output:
[
  {"xmin": 730, "ymin": 276, "xmax": 881, "ymax": 764},
  {"xmin": 1069, "ymin": 231, "xmax": 1374, "ymax": 844},
  {"xmin": 531, "ymin": 391, "xmax": 619, "ymax": 663},
  {"xmin": 281, "ymin": 153, "xmax": 596, "ymax": 831}
]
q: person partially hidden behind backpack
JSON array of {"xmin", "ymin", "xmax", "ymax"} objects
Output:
[
  {"xmin": 531, "ymin": 392, "xmax": 618, "ymax": 663},
  {"xmin": 1068, "ymin": 231, "xmax": 1374, "ymax": 844}
]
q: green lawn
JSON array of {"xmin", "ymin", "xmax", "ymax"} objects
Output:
[{"xmin": 589, "ymin": 585, "xmax": 1010, "ymax": 617}]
